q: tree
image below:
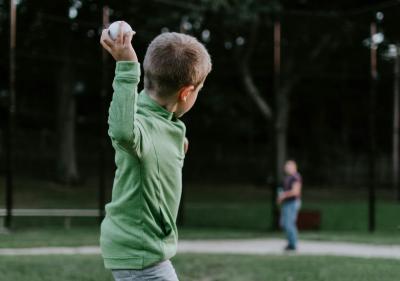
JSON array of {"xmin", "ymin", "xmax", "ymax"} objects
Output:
[
  {"xmin": 12, "ymin": 0, "xmax": 100, "ymax": 184},
  {"xmin": 157, "ymin": 0, "xmax": 340, "ymax": 227}
]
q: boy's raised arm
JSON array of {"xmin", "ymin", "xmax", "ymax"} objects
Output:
[{"xmin": 100, "ymin": 23, "xmax": 140, "ymax": 150}]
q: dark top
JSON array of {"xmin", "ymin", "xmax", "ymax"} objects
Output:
[{"xmin": 283, "ymin": 172, "xmax": 302, "ymax": 202}]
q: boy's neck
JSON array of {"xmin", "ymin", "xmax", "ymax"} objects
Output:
[{"xmin": 147, "ymin": 90, "xmax": 178, "ymax": 113}]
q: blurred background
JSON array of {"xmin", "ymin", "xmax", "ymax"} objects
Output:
[{"xmin": 0, "ymin": 0, "xmax": 400, "ymax": 235}]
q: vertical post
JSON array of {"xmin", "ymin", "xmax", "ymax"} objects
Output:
[
  {"xmin": 272, "ymin": 20, "xmax": 281, "ymax": 230},
  {"xmin": 98, "ymin": 5, "xmax": 110, "ymax": 224},
  {"xmin": 393, "ymin": 45, "xmax": 400, "ymax": 201},
  {"xmin": 177, "ymin": 172, "xmax": 185, "ymax": 226},
  {"xmin": 5, "ymin": 0, "xmax": 17, "ymax": 229},
  {"xmin": 368, "ymin": 22, "xmax": 377, "ymax": 232}
]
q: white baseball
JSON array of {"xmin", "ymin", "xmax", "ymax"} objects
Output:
[{"xmin": 108, "ymin": 21, "xmax": 133, "ymax": 41}]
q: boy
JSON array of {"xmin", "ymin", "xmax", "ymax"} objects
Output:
[
  {"xmin": 99, "ymin": 23, "xmax": 212, "ymax": 281},
  {"xmin": 277, "ymin": 160, "xmax": 302, "ymax": 251}
]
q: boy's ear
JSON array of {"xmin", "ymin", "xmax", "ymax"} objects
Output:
[{"xmin": 178, "ymin": 85, "xmax": 195, "ymax": 102}]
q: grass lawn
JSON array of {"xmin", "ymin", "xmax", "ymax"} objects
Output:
[
  {"xmin": 183, "ymin": 200, "xmax": 400, "ymax": 232},
  {"xmin": 0, "ymin": 254, "xmax": 399, "ymax": 281},
  {"xmin": 0, "ymin": 177, "xmax": 399, "ymax": 248},
  {"xmin": 1, "ymin": 224, "xmax": 400, "ymax": 248},
  {"xmin": 1, "ymin": 179, "xmax": 400, "ymax": 233}
]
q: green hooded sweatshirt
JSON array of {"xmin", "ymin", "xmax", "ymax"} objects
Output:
[{"xmin": 100, "ymin": 61, "xmax": 186, "ymax": 269}]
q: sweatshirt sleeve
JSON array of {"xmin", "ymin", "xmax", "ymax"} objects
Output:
[{"xmin": 108, "ymin": 61, "xmax": 141, "ymax": 151}]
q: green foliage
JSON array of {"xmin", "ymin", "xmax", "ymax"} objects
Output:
[{"xmin": 201, "ymin": 0, "xmax": 281, "ymax": 16}]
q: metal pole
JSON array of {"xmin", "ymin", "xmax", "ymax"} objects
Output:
[
  {"xmin": 98, "ymin": 5, "xmax": 110, "ymax": 224},
  {"xmin": 272, "ymin": 20, "xmax": 281, "ymax": 230},
  {"xmin": 393, "ymin": 45, "xmax": 400, "ymax": 201},
  {"xmin": 368, "ymin": 22, "xmax": 377, "ymax": 232},
  {"xmin": 5, "ymin": 0, "xmax": 17, "ymax": 229}
]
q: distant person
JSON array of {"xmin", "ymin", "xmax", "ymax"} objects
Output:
[
  {"xmin": 99, "ymin": 23, "xmax": 212, "ymax": 281},
  {"xmin": 277, "ymin": 160, "xmax": 302, "ymax": 251}
]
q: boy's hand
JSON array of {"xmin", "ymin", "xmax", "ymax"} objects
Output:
[{"xmin": 100, "ymin": 22, "xmax": 138, "ymax": 62}]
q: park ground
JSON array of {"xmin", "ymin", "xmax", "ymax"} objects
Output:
[
  {"xmin": 0, "ymin": 177, "xmax": 400, "ymax": 280},
  {"xmin": 1, "ymin": 254, "xmax": 400, "ymax": 281}
]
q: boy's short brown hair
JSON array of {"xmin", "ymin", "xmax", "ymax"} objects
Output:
[{"xmin": 143, "ymin": 32, "xmax": 212, "ymax": 97}]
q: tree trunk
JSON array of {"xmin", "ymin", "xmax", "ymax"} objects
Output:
[
  {"xmin": 275, "ymin": 89, "xmax": 289, "ymax": 182},
  {"xmin": 240, "ymin": 64, "xmax": 273, "ymax": 120},
  {"xmin": 393, "ymin": 50, "xmax": 400, "ymax": 201},
  {"xmin": 56, "ymin": 60, "xmax": 79, "ymax": 185},
  {"xmin": 234, "ymin": 17, "xmax": 334, "ymax": 230},
  {"xmin": 237, "ymin": 16, "xmax": 273, "ymax": 120}
]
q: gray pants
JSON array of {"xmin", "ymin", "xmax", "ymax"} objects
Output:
[{"xmin": 111, "ymin": 260, "xmax": 179, "ymax": 281}]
